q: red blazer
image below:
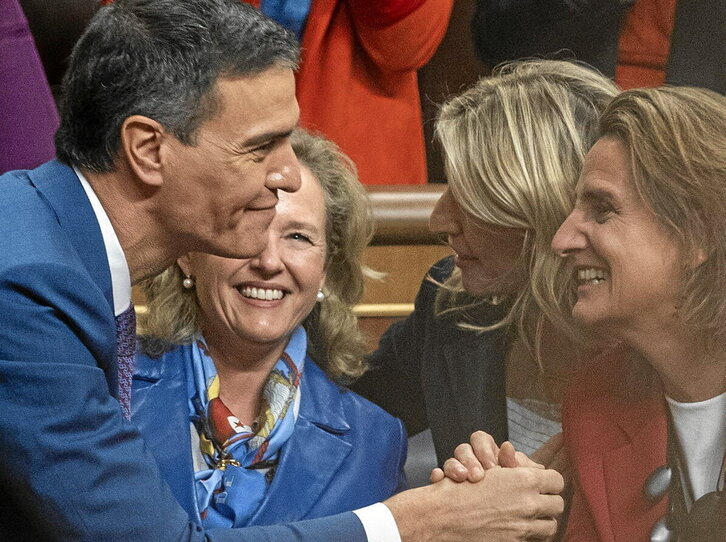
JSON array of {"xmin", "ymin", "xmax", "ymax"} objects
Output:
[
  {"xmin": 563, "ymin": 345, "xmax": 669, "ymax": 542},
  {"xmin": 247, "ymin": 0, "xmax": 453, "ymax": 185}
]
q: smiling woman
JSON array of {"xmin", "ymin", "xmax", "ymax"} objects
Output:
[
  {"xmin": 552, "ymin": 136, "xmax": 687, "ymax": 333},
  {"xmin": 553, "ymin": 86, "xmax": 726, "ymax": 542},
  {"xmin": 130, "ymin": 129, "xmax": 406, "ymax": 528}
]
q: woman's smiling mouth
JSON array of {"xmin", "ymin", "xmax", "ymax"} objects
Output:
[
  {"xmin": 575, "ymin": 267, "xmax": 609, "ymax": 286},
  {"xmin": 238, "ymin": 286, "xmax": 285, "ymax": 300}
]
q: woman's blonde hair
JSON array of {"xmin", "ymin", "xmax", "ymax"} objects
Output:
[
  {"xmin": 598, "ymin": 86, "xmax": 726, "ymax": 348},
  {"xmin": 140, "ymin": 129, "xmax": 374, "ymax": 383},
  {"xmin": 434, "ymin": 59, "xmax": 619, "ymax": 354}
]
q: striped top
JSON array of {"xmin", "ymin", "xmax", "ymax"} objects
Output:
[{"xmin": 506, "ymin": 397, "xmax": 561, "ymax": 457}]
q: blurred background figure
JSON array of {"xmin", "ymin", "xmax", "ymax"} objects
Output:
[
  {"xmin": 472, "ymin": 0, "xmax": 725, "ymax": 93},
  {"xmin": 240, "ymin": 0, "xmax": 453, "ymax": 185},
  {"xmin": 0, "ymin": 0, "xmax": 59, "ymax": 173},
  {"xmin": 132, "ymin": 129, "xmax": 406, "ymax": 527}
]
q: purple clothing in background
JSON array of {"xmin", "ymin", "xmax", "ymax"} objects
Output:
[{"xmin": 0, "ymin": 0, "xmax": 59, "ymax": 173}]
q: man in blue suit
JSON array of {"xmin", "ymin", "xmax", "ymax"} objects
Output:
[{"xmin": 0, "ymin": 0, "xmax": 565, "ymax": 540}]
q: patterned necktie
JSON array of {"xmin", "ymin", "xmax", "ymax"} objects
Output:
[{"xmin": 115, "ymin": 303, "xmax": 136, "ymax": 419}]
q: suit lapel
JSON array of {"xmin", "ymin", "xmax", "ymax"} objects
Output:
[
  {"xmin": 249, "ymin": 359, "xmax": 352, "ymax": 524},
  {"xmin": 28, "ymin": 161, "xmax": 113, "ymax": 309},
  {"xmin": 131, "ymin": 348, "xmax": 200, "ymax": 523}
]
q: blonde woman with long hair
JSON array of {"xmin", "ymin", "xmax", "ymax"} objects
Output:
[{"xmin": 355, "ymin": 60, "xmax": 618, "ymax": 475}]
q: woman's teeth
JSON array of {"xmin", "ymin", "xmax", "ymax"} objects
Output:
[
  {"xmin": 239, "ymin": 286, "xmax": 284, "ymax": 300},
  {"xmin": 577, "ymin": 268, "xmax": 608, "ymax": 284}
]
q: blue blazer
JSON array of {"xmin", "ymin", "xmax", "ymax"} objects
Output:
[
  {"xmin": 132, "ymin": 344, "xmax": 407, "ymax": 525},
  {"xmin": 353, "ymin": 257, "xmax": 511, "ymax": 465},
  {"xmin": 0, "ymin": 161, "xmax": 370, "ymax": 541}
]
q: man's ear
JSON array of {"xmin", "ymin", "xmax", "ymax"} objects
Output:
[{"xmin": 120, "ymin": 115, "xmax": 166, "ymax": 187}]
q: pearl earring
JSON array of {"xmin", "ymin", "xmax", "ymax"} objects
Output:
[
  {"xmin": 182, "ymin": 275, "xmax": 195, "ymax": 289},
  {"xmin": 316, "ymin": 290, "xmax": 325, "ymax": 302}
]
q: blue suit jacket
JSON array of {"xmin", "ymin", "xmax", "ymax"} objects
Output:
[
  {"xmin": 132, "ymin": 345, "xmax": 407, "ymax": 525},
  {"xmin": 353, "ymin": 257, "xmax": 511, "ymax": 465},
  {"xmin": 0, "ymin": 161, "xmax": 369, "ymax": 541}
]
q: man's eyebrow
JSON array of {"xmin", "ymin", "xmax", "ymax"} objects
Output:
[{"xmin": 242, "ymin": 128, "xmax": 295, "ymax": 149}]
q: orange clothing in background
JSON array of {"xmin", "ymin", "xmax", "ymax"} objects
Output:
[
  {"xmin": 247, "ymin": 0, "xmax": 453, "ymax": 185},
  {"xmin": 616, "ymin": 0, "xmax": 677, "ymax": 89}
]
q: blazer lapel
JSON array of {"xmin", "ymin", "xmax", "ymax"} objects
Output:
[
  {"xmin": 603, "ymin": 393, "xmax": 668, "ymax": 542},
  {"xmin": 28, "ymin": 160, "xmax": 113, "ymax": 309},
  {"xmin": 131, "ymin": 348, "xmax": 200, "ymax": 523},
  {"xmin": 570, "ymin": 351, "xmax": 668, "ymax": 542},
  {"xmin": 248, "ymin": 359, "xmax": 352, "ymax": 524}
]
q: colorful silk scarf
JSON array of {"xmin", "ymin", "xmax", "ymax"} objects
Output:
[{"xmin": 187, "ymin": 326, "xmax": 306, "ymax": 527}]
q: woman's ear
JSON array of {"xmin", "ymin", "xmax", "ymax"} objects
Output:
[
  {"xmin": 120, "ymin": 115, "xmax": 166, "ymax": 187},
  {"xmin": 318, "ymin": 268, "xmax": 328, "ymax": 292},
  {"xmin": 177, "ymin": 253, "xmax": 194, "ymax": 276},
  {"xmin": 692, "ymin": 245, "xmax": 709, "ymax": 268}
]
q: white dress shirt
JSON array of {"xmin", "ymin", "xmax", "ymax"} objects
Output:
[{"xmin": 74, "ymin": 167, "xmax": 130, "ymax": 316}]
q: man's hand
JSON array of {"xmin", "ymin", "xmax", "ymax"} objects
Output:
[{"xmin": 385, "ymin": 466, "xmax": 565, "ymax": 542}]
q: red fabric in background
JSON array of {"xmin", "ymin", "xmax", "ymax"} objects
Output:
[
  {"xmin": 289, "ymin": 0, "xmax": 452, "ymax": 185},
  {"xmin": 247, "ymin": 0, "xmax": 453, "ymax": 184},
  {"xmin": 615, "ymin": 0, "xmax": 677, "ymax": 89},
  {"xmin": 352, "ymin": 0, "xmax": 426, "ymax": 27}
]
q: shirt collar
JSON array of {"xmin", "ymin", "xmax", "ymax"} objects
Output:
[{"xmin": 74, "ymin": 167, "xmax": 131, "ymax": 316}]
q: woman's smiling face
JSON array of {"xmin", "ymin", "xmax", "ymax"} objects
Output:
[
  {"xmin": 179, "ymin": 165, "xmax": 327, "ymax": 355},
  {"xmin": 551, "ymin": 137, "xmax": 686, "ymax": 335}
]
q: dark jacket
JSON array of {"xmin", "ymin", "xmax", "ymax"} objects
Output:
[{"xmin": 353, "ymin": 257, "xmax": 511, "ymax": 464}]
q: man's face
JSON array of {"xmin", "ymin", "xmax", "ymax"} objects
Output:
[{"xmin": 160, "ymin": 67, "xmax": 300, "ymax": 259}]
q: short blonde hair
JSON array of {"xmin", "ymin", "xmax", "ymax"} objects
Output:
[
  {"xmin": 140, "ymin": 129, "xmax": 374, "ymax": 382},
  {"xmin": 434, "ymin": 60, "xmax": 619, "ymax": 353},
  {"xmin": 599, "ymin": 86, "xmax": 726, "ymax": 347}
]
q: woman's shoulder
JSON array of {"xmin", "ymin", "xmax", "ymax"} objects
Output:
[
  {"xmin": 303, "ymin": 358, "xmax": 405, "ymax": 435},
  {"xmin": 567, "ymin": 343, "xmax": 658, "ymax": 403},
  {"xmin": 563, "ymin": 343, "xmax": 662, "ymax": 443}
]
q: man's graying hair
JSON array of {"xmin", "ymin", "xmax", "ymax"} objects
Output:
[{"xmin": 56, "ymin": 0, "xmax": 299, "ymax": 172}]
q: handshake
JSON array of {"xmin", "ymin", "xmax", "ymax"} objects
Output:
[{"xmin": 385, "ymin": 432, "xmax": 568, "ymax": 542}]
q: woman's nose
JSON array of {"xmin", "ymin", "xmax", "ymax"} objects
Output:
[
  {"xmin": 551, "ymin": 210, "xmax": 587, "ymax": 257},
  {"xmin": 250, "ymin": 237, "xmax": 285, "ymax": 274},
  {"xmin": 429, "ymin": 188, "xmax": 461, "ymax": 236}
]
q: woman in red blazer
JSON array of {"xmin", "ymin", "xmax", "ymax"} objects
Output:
[
  {"xmin": 443, "ymin": 86, "xmax": 725, "ymax": 542},
  {"xmin": 552, "ymin": 87, "xmax": 726, "ymax": 542}
]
